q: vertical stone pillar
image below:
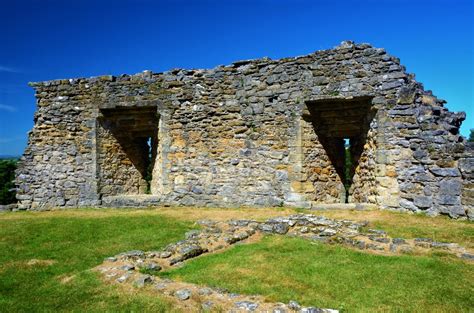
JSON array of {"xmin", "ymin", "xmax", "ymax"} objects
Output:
[
  {"xmin": 80, "ymin": 108, "xmax": 101, "ymax": 206},
  {"xmin": 151, "ymin": 110, "xmax": 171, "ymax": 196},
  {"xmin": 285, "ymin": 114, "xmax": 309, "ymax": 207}
]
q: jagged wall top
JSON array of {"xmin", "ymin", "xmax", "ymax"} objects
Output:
[{"xmin": 28, "ymin": 41, "xmax": 400, "ymax": 88}]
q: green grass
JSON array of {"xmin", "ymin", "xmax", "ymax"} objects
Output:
[
  {"xmin": 0, "ymin": 208, "xmax": 473, "ymax": 312},
  {"xmin": 319, "ymin": 210, "xmax": 474, "ymax": 249},
  {"xmin": 0, "ymin": 210, "xmax": 195, "ymax": 312},
  {"xmin": 368, "ymin": 214, "xmax": 474, "ymax": 248},
  {"xmin": 162, "ymin": 235, "xmax": 474, "ymax": 312}
]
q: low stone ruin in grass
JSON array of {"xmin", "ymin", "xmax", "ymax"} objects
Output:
[{"xmin": 96, "ymin": 214, "xmax": 473, "ymax": 312}]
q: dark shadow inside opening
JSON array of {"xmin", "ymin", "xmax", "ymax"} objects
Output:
[
  {"xmin": 99, "ymin": 106, "xmax": 158, "ymax": 195},
  {"xmin": 343, "ymin": 138, "xmax": 351, "ymax": 203},
  {"xmin": 304, "ymin": 97, "xmax": 375, "ymax": 202}
]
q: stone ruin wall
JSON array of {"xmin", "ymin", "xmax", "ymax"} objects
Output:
[{"xmin": 15, "ymin": 41, "xmax": 473, "ymax": 219}]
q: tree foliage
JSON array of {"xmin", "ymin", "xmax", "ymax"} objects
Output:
[
  {"xmin": 0, "ymin": 160, "xmax": 17, "ymax": 204},
  {"xmin": 469, "ymin": 129, "xmax": 474, "ymax": 142}
]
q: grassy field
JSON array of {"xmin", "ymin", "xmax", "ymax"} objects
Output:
[
  {"xmin": 0, "ymin": 209, "xmax": 196, "ymax": 312},
  {"xmin": 0, "ymin": 207, "xmax": 473, "ymax": 312}
]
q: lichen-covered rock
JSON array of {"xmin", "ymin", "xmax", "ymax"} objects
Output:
[
  {"xmin": 118, "ymin": 250, "xmax": 144, "ymax": 259},
  {"xmin": 141, "ymin": 262, "xmax": 161, "ymax": 271},
  {"xmin": 134, "ymin": 274, "xmax": 152, "ymax": 288},
  {"xmin": 234, "ymin": 300, "xmax": 259, "ymax": 311},
  {"xmin": 175, "ymin": 288, "xmax": 192, "ymax": 300}
]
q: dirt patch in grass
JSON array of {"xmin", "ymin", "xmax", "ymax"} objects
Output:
[
  {"xmin": 58, "ymin": 274, "xmax": 76, "ymax": 284},
  {"xmin": 1, "ymin": 259, "xmax": 57, "ymax": 271},
  {"xmin": 0, "ymin": 207, "xmax": 295, "ymax": 222},
  {"xmin": 26, "ymin": 258, "xmax": 56, "ymax": 267},
  {"xmin": 156, "ymin": 207, "xmax": 297, "ymax": 222}
]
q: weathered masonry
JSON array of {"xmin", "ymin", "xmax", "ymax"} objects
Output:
[{"xmin": 16, "ymin": 41, "xmax": 473, "ymax": 219}]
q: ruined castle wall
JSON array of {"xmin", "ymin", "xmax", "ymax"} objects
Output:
[
  {"xmin": 16, "ymin": 42, "xmax": 473, "ymax": 218},
  {"xmin": 15, "ymin": 80, "xmax": 99, "ymax": 209},
  {"xmin": 459, "ymin": 145, "xmax": 474, "ymax": 218},
  {"xmin": 388, "ymin": 83, "xmax": 471, "ymax": 218},
  {"xmin": 157, "ymin": 67, "xmax": 297, "ymax": 207},
  {"xmin": 155, "ymin": 45, "xmax": 408, "ymax": 208}
]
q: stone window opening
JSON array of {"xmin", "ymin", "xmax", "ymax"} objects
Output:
[
  {"xmin": 144, "ymin": 136, "xmax": 154, "ymax": 194},
  {"xmin": 97, "ymin": 107, "xmax": 159, "ymax": 197},
  {"xmin": 305, "ymin": 97, "xmax": 375, "ymax": 203},
  {"xmin": 343, "ymin": 138, "xmax": 352, "ymax": 203}
]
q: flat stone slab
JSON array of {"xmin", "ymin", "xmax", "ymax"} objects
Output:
[
  {"xmin": 101, "ymin": 195, "xmax": 161, "ymax": 207},
  {"xmin": 310, "ymin": 203, "xmax": 378, "ymax": 211}
]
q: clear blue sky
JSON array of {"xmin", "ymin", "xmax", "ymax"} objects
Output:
[{"xmin": 0, "ymin": 0, "xmax": 473, "ymax": 156}]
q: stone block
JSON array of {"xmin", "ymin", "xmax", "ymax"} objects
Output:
[
  {"xmin": 439, "ymin": 179, "xmax": 462, "ymax": 196},
  {"xmin": 290, "ymin": 181, "xmax": 314, "ymax": 193},
  {"xmin": 437, "ymin": 195, "xmax": 460, "ymax": 205},
  {"xmin": 399, "ymin": 199, "xmax": 417, "ymax": 211},
  {"xmin": 429, "ymin": 167, "xmax": 460, "ymax": 177},
  {"xmin": 397, "ymin": 83, "xmax": 417, "ymax": 105},
  {"xmin": 438, "ymin": 205, "xmax": 465, "ymax": 217},
  {"xmin": 413, "ymin": 196, "xmax": 432, "ymax": 209}
]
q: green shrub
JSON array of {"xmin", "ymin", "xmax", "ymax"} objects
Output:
[{"xmin": 0, "ymin": 159, "xmax": 17, "ymax": 204}]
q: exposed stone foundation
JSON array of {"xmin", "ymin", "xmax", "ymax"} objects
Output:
[
  {"xmin": 16, "ymin": 41, "xmax": 473, "ymax": 219},
  {"xmin": 96, "ymin": 213, "xmax": 473, "ymax": 312}
]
